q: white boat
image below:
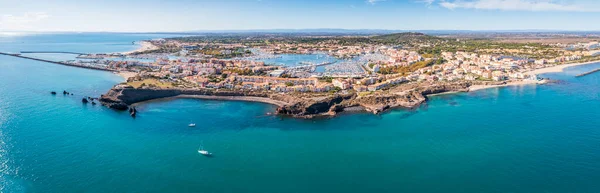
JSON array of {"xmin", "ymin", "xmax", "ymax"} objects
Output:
[
  {"xmin": 188, "ymin": 123, "xmax": 196, "ymax": 127},
  {"xmin": 198, "ymin": 149, "xmax": 212, "ymax": 156},
  {"xmin": 198, "ymin": 145, "xmax": 212, "ymax": 156}
]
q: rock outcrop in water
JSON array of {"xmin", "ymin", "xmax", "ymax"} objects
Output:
[
  {"xmin": 100, "ymin": 81, "xmax": 493, "ymax": 118},
  {"xmin": 129, "ymin": 107, "xmax": 137, "ymax": 118}
]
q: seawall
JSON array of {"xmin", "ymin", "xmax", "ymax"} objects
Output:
[{"xmin": 576, "ymin": 68, "xmax": 600, "ymax": 77}]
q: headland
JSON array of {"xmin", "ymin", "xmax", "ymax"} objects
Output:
[
  {"xmin": 99, "ymin": 79, "xmax": 537, "ymax": 118},
  {"xmin": 12, "ymin": 32, "xmax": 596, "ymax": 118}
]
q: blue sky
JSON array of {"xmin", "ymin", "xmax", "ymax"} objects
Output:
[{"xmin": 1, "ymin": 0, "xmax": 599, "ymax": 32}]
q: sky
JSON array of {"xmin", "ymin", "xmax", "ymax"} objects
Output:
[{"xmin": 1, "ymin": 0, "xmax": 600, "ymax": 32}]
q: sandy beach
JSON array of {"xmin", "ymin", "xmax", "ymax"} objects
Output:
[
  {"xmin": 468, "ymin": 80, "xmax": 540, "ymax": 92},
  {"xmin": 117, "ymin": 71, "xmax": 138, "ymax": 80},
  {"xmin": 527, "ymin": 60, "xmax": 600, "ymax": 75},
  {"xmin": 177, "ymin": 95, "xmax": 289, "ymax": 107},
  {"xmin": 121, "ymin": 41, "xmax": 159, "ymax": 55}
]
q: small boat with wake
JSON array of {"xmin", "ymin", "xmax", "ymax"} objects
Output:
[{"xmin": 198, "ymin": 144, "xmax": 212, "ymax": 157}]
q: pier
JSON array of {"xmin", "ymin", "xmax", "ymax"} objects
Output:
[
  {"xmin": 0, "ymin": 52, "xmax": 114, "ymax": 72},
  {"xmin": 576, "ymin": 68, "xmax": 600, "ymax": 77}
]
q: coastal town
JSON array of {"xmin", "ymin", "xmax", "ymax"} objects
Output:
[
  {"xmin": 5, "ymin": 32, "xmax": 600, "ymax": 117},
  {"xmin": 5, "ymin": 0, "xmax": 600, "ymax": 191},
  {"xmin": 102, "ymin": 34, "xmax": 597, "ymax": 92}
]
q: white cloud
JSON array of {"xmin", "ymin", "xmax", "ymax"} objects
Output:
[
  {"xmin": 366, "ymin": 0, "xmax": 386, "ymax": 5},
  {"xmin": 437, "ymin": 0, "xmax": 596, "ymax": 12},
  {"xmin": 0, "ymin": 12, "xmax": 50, "ymax": 31}
]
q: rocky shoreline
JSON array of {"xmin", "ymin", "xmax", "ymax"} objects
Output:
[
  {"xmin": 100, "ymin": 80, "xmax": 519, "ymax": 118},
  {"xmin": 99, "ymin": 84, "xmax": 272, "ymax": 110}
]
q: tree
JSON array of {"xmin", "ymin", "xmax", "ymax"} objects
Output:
[
  {"xmin": 421, "ymin": 53, "xmax": 434, "ymax": 58},
  {"xmin": 319, "ymin": 76, "xmax": 333, "ymax": 83},
  {"xmin": 435, "ymin": 58, "xmax": 446, "ymax": 64},
  {"xmin": 378, "ymin": 60, "xmax": 435, "ymax": 74}
]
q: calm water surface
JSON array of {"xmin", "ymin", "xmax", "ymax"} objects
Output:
[{"xmin": 1, "ymin": 33, "xmax": 600, "ymax": 193}]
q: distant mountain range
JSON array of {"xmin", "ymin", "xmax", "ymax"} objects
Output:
[
  {"xmin": 3, "ymin": 29, "xmax": 600, "ymax": 36},
  {"xmin": 157, "ymin": 29, "xmax": 600, "ymax": 37}
]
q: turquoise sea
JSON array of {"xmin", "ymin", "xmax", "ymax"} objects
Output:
[{"xmin": 1, "ymin": 33, "xmax": 600, "ymax": 193}]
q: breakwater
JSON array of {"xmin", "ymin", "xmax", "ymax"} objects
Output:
[
  {"xmin": 576, "ymin": 68, "xmax": 600, "ymax": 77},
  {"xmin": 20, "ymin": 51, "xmax": 87, "ymax": 55},
  {"xmin": 0, "ymin": 52, "xmax": 114, "ymax": 72}
]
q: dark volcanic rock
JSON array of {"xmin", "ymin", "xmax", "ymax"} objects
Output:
[
  {"xmin": 99, "ymin": 85, "xmax": 180, "ymax": 110},
  {"xmin": 129, "ymin": 107, "xmax": 137, "ymax": 117},
  {"xmin": 356, "ymin": 82, "xmax": 473, "ymax": 114},
  {"xmin": 51, "ymin": 91, "xmax": 57, "ymax": 95},
  {"xmin": 99, "ymin": 81, "xmax": 486, "ymax": 118},
  {"xmin": 107, "ymin": 102, "xmax": 129, "ymax": 110},
  {"xmin": 99, "ymin": 84, "xmax": 271, "ymax": 111},
  {"xmin": 82, "ymin": 98, "xmax": 89, "ymax": 103},
  {"xmin": 276, "ymin": 93, "xmax": 355, "ymax": 118}
]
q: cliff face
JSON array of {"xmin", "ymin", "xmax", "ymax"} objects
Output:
[
  {"xmin": 100, "ymin": 81, "xmax": 479, "ymax": 118},
  {"xmin": 419, "ymin": 82, "xmax": 472, "ymax": 95},
  {"xmin": 99, "ymin": 85, "xmax": 182, "ymax": 110},
  {"xmin": 99, "ymin": 85, "xmax": 270, "ymax": 110},
  {"xmin": 356, "ymin": 82, "xmax": 472, "ymax": 113},
  {"xmin": 275, "ymin": 93, "xmax": 355, "ymax": 118}
]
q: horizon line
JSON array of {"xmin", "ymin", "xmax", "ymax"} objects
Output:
[{"xmin": 2, "ymin": 29, "xmax": 600, "ymax": 34}]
